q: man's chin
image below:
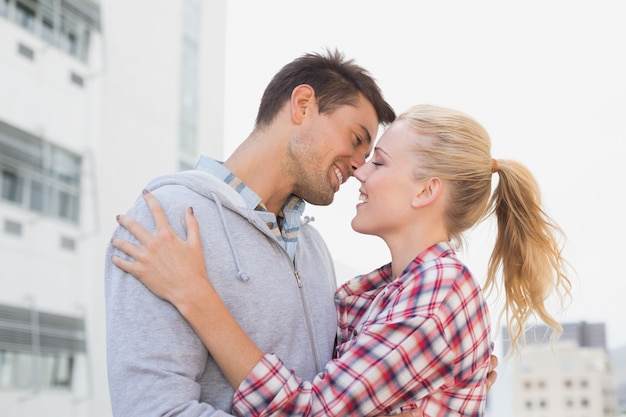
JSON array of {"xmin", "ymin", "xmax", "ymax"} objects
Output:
[{"xmin": 304, "ymin": 193, "xmax": 335, "ymax": 207}]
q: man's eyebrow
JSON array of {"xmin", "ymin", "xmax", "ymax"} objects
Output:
[
  {"xmin": 359, "ymin": 125, "xmax": 373, "ymax": 146},
  {"xmin": 356, "ymin": 124, "xmax": 373, "ymax": 159}
]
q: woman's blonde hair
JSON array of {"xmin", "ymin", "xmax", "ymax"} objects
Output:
[{"xmin": 397, "ymin": 104, "xmax": 572, "ymax": 354}]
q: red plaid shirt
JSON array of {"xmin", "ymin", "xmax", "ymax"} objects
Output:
[{"xmin": 233, "ymin": 242, "xmax": 492, "ymax": 416}]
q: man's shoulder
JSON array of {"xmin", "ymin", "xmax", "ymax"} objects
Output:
[
  {"xmin": 298, "ymin": 218, "xmax": 324, "ymax": 240},
  {"xmin": 143, "ymin": 171, "xmax": 243, "ymax": 206},
  {"xmin": 147, "ymin": 170, "xmax": 223, "ymax": 192},
  {"xmin": 297, "ymin": 220, "xmax": 333, "ymax": 261}
]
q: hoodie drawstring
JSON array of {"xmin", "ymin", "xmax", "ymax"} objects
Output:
[{"xmin": 211, "ymin": 192, "xmax": 251, "ymax": 282}]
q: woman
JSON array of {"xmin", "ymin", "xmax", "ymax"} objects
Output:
[{"xmin": 112, "ymin": 104, "xmax": 571, "ymax": 416}]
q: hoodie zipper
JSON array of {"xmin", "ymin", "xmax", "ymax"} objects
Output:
[
  {"xmin": 248, "ymin": 212, "xmax": 322, "ymax": 373},
  {"xmin": 294, "ymin": 270, "xmax": 303, "ymax": 288},
  {"xmin": 293, "ymin": 261, "xmax": 322, "ymax": 373}
]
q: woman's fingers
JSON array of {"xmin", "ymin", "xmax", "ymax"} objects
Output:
[
  {"xmin": 142, "ymin": 189, "xmax": 170, "ymax": 231},
  {"xmin": 111, "ymin": 253, "xmax": 140, "ymax": 277},
  {"xmin": 486, "ymin": 354, "xmax": 499, "ymax": 391},
  {"xmin": 116, "ymin": 212, "xmax": 153, "ymax": 245},
  {"xmin": 184, "ymin": 206, "xmax": 200, "ymax": 247},
  {"xmin": 111, "ymin": 237, "xmax": 140, "ymax": 260},
  {"xmin": 486, "ymin": 369, "xmax": 498, "ymax": 391},
  {"xmin": 115, "ymin": 189, "xmax": 177, "ymax": 246},
  {"xmin": 490, "ymin": 353, "xmax": 498, "ymax": 370}
]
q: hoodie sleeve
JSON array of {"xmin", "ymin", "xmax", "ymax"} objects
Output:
[{"xmin": 104, "ymin": 188, "xmax": 235, "ymax": 417}]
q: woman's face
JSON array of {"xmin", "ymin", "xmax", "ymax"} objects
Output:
[{"xmin": 351, "ymin": 121, "xmax": 426, "ymax": 238}]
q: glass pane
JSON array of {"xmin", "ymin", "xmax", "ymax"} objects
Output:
[
  {"xmin": 67, "ymin": 32, "xmax": 77, "ymax": 56},
  {"xmin": 30, "ymin": 179, "xmax": 44, "ymax": 212},
  {"xmin": 51, "ymin": 354, "xmax": 73, "ymax": 388},
  {"xmin": 50, "ymin": 146, "xmax": 81, "ymax": 185},
  {"xmin": 15, "ymin": 1, "xmax": 36, "ymax": 31},
  {"xmin": 39, "ymin": 354, "xmax": 53, "ymax": 389},
  {"xmin": 58, "ymin": 190, "xmax": 78, "ymax": 221},
  {"xmin": 42, "ymin": 16, "xmax": 55, "ymax": 43},
  {"xmin": 15, "ymin": 352, "xmax": 34, "ymax": 389},
  {"xmin": 1, "ymin": 169, "xmax": 23, "ymax": 203},
  {"xmin": 0, "ymin": 350, "xmax": 14, "ymax": 388},
  {"xmin": 0, "ymin": 0, "xmax": 9, "ymax": 17}
]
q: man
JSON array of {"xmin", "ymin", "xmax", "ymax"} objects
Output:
[{"xmin": 105, "ymin": 49, "xmax": 495, "ymax": 416}]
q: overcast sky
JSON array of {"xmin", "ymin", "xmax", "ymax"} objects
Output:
[{"xmin": 222, "ymin": 1, "xmax": 626, "ymax": 349}]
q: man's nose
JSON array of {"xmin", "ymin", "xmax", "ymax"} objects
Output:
[
  {"xmin": 353, "ymin": 163, "xmax": 368, "ymax": 182},
  {"xmin": 350, "ymin": 154, "xmax": 367, "ymax": 172}
]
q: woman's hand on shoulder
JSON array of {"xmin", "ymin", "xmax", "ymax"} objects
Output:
[{"xmin": 111, "ymin": 189, "xmax": 211, "ymax": 307}]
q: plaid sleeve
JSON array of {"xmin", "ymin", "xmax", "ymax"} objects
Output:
[
  {"xmin": 232, "ymin": 314, "xmax": 460, "ymax": 416},
  {"xmin": 232, "ymin": 250, "xmax": 491, "ymax": 417}
]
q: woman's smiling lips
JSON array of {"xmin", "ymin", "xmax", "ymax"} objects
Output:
[{"xmin": 357, "ymin": 189, "xmax": 368, "ymax": 206}]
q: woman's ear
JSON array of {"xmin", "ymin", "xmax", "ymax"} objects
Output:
[
  {"xmin": 290, "ymin": 84, "xmax": 315, "ymax": 124},
  {"xmin": 412, "ymin": 177, "xmax": 444, "ymax": 208}
]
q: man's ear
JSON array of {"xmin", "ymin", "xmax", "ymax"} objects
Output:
[
  {"xmin": 412, "ymin": 177, "xmax": 444, "ymax": 208},
  {"xmin": 290, "ymin": 84, "xmax": 315, "ymax": 124}
]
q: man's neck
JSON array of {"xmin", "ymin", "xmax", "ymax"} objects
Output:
[{"xmin": 224, "ymin": 136, "xmax": 292, "ymax": 216}]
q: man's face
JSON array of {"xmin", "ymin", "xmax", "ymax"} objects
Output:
[{"xmin": 286, "ymin": 93, "xmax": 379, "ymax": 206}]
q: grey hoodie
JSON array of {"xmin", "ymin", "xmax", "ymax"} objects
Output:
[{"xmin": 105, "ymin": 170, "xmax": 338, "ymax": 416}]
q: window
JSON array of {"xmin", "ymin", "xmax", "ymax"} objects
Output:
[
  {"xmin": 1, "ymin": 169, "xmax": 22, "ymax": 203},
  {"xmin": 57, "ymin": 190, "xmax": 79, "ymax": 220},
  {"xmin": 60, "ymin": 235, "xmax": 76, "ymax": 251},
  {"xmin": 14, "ymin": 0, "xmax": 35, "ymax": 31},
  {"xmin": 48, "ymin": 353, "xmax": 74, "ymax": 387},
  {"xmin": 0, "ymin": 121, "xmax": 82, "ymax": 224},
  {"xmin": 2, "ymin": 0, "xmax": 100, "ymax": 62},
  {"xmin": 70, "ymin": 72, "xmax": 84, "ymax": 87},
  {"xmin": 3, "ymin": 219, "xmax": 22, "ymax": 235},
  {"xmin": 0, "ymin": 0, "xmax": 9, "ymax": 16},
  {"xmin": 0, "ymin": 304, "xmax": 85, "ymax": 391},
  {"xmin": 29, "ymin": 179, "xmax": 44, "ymax": 212},
  {"xmin": 42, "ymin": 14, "xmax": 55, "ymax": 43},
  {"xmin": 60, "ymin": 14, "xmax": 81, "ymax": 57},
  {"xmin": 0, "ymin": 350, "xmax": 76, "ymax": 390}
]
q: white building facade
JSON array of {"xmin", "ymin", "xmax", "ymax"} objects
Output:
[
  {"xmin": 489, "ymin": 322, "xmax": 620, "ymax": 417},
  {"xmin": 514, "ymin": 342, "xmax": 618, "ymax": 417},
  {"xmin": 0, "ymin": 1, "xmax": 226, "ymax": 415}
]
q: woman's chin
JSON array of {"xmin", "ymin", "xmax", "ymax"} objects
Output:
[{"xmin": 350, "ymin": 217, "xmax": 369, "ymax": 235}]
